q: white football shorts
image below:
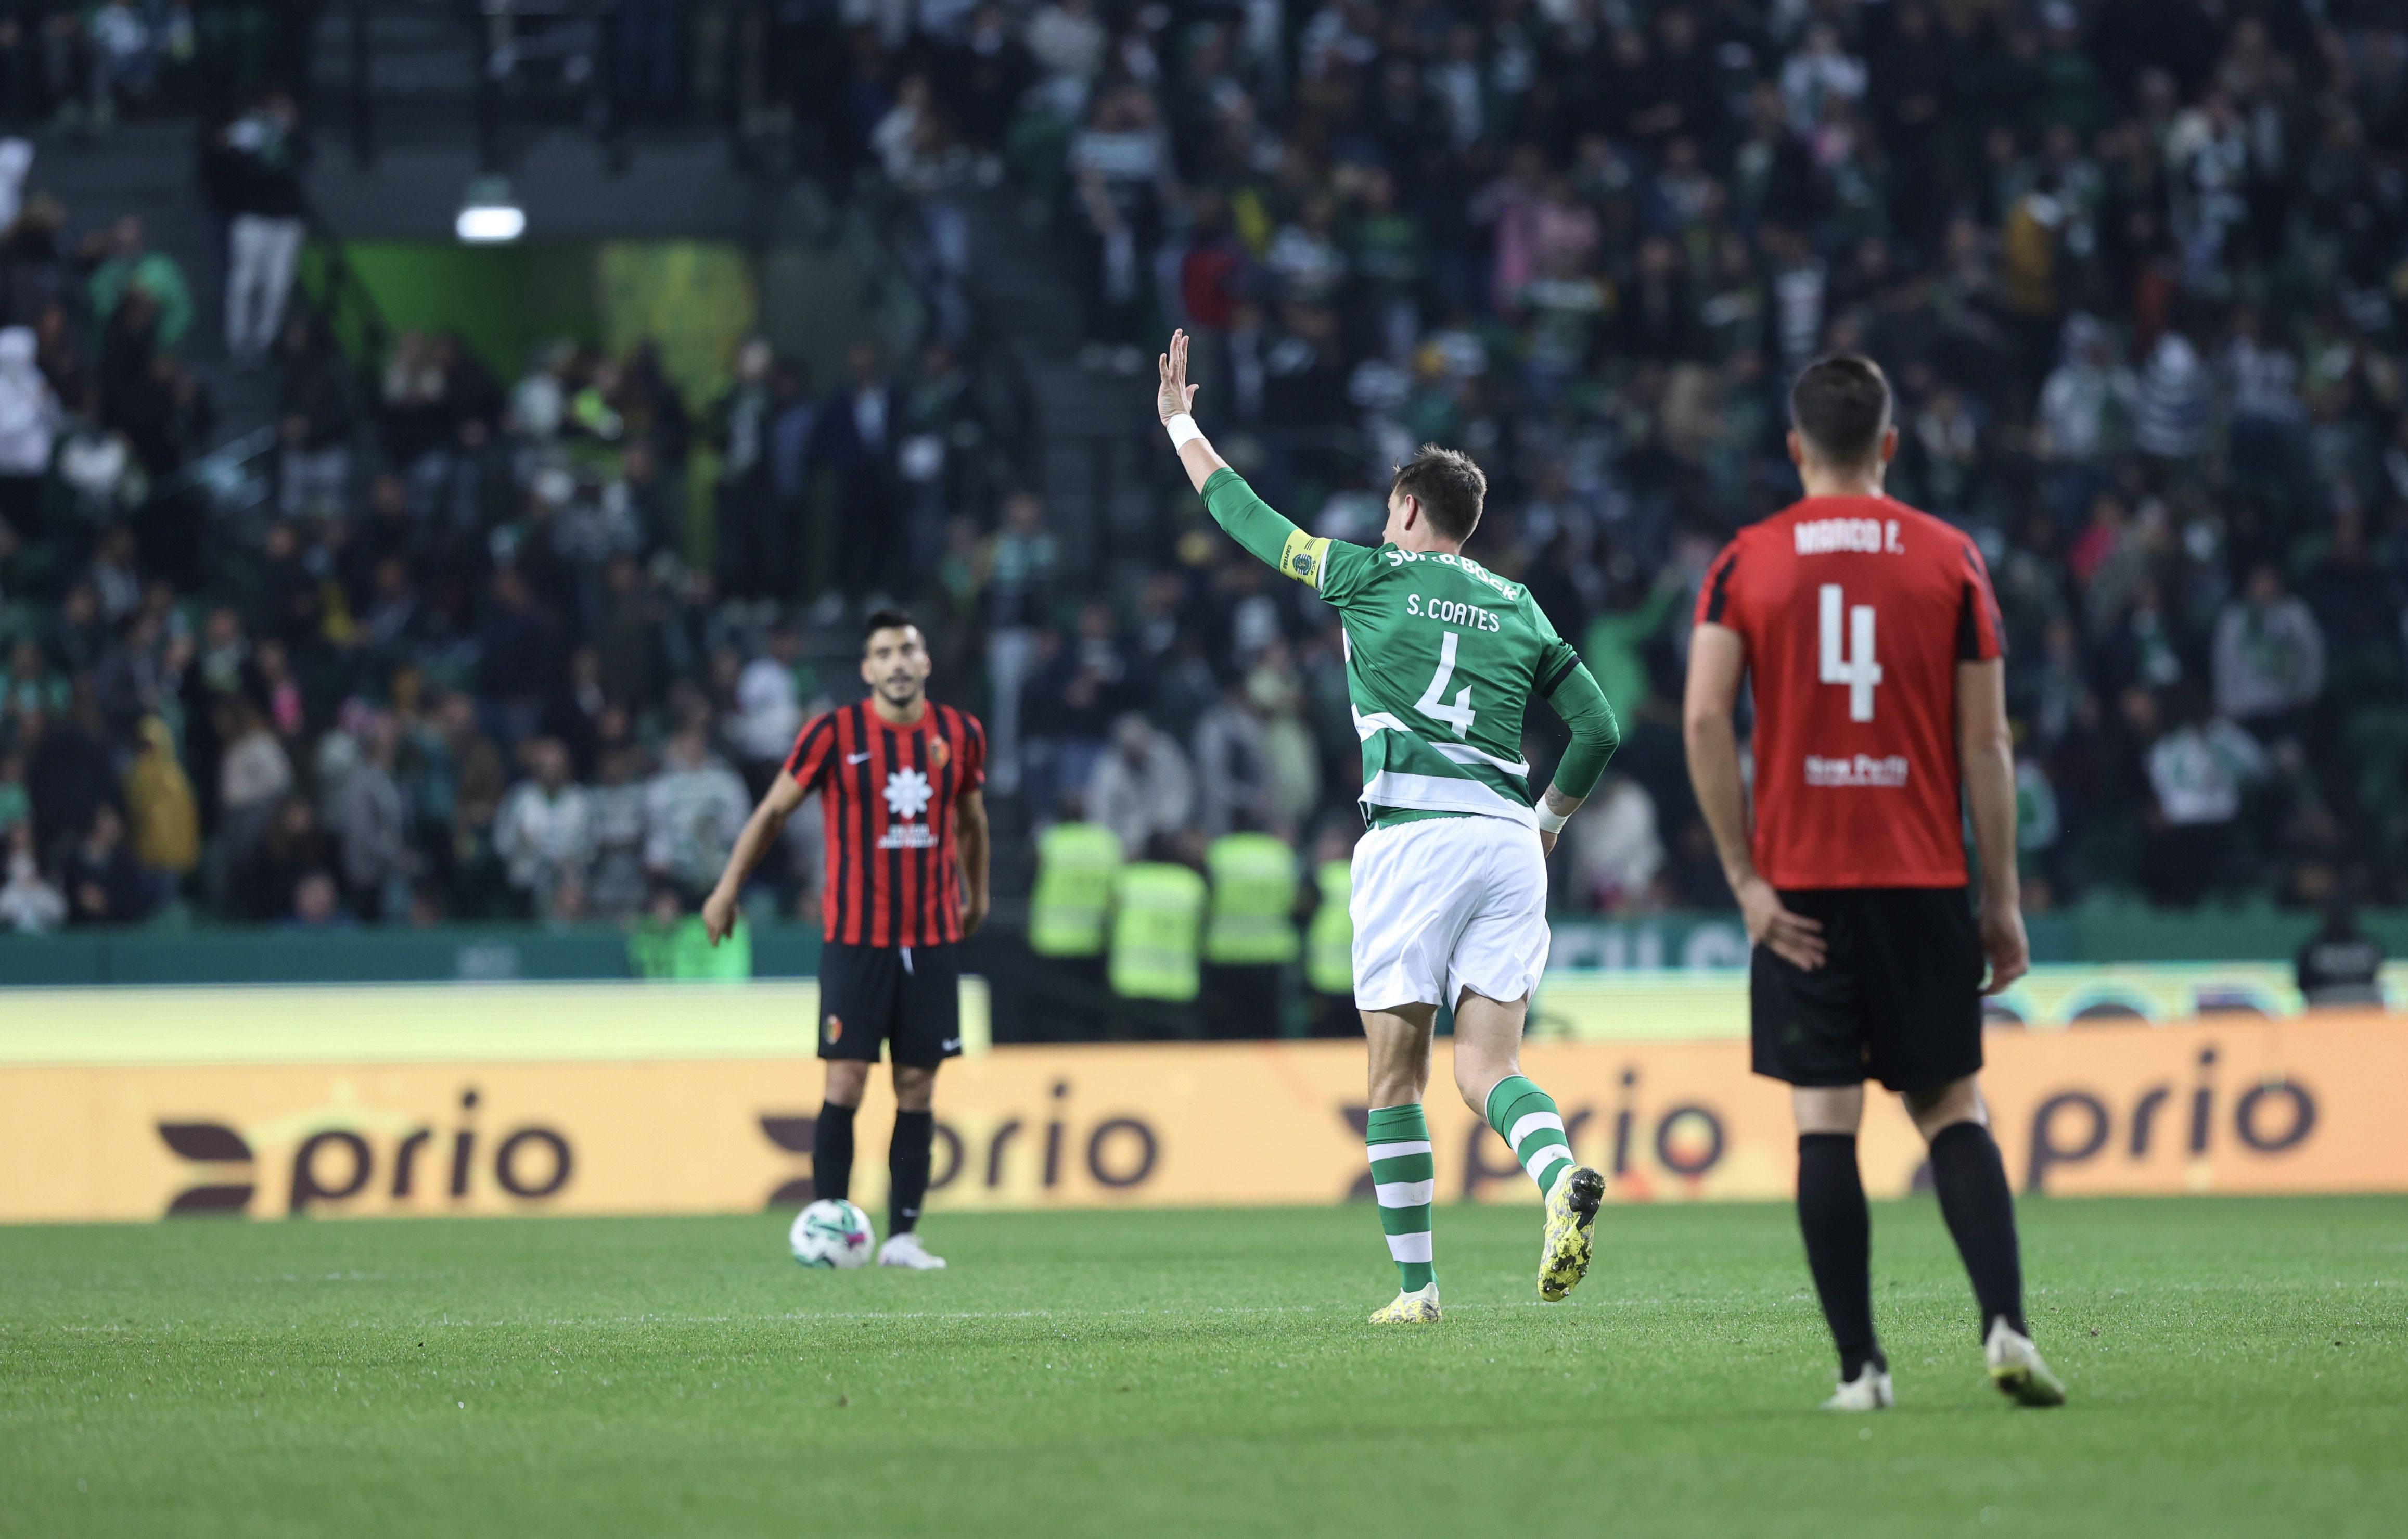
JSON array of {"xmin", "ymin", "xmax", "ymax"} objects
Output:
[{"xmin": 1350, "ymin": 813, "xmax": 1551, "ymax": 1012}]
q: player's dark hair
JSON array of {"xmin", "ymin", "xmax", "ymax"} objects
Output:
[
  {"xmin": 1789, "ymin": 355, "xmax": 1892, "ymax": 469},
  {"xmin": 1390, "ymin": 444, "xmax": 1487, "ymax": 543},
  {"xmin": 861, "ymin": 608, "xmax": 920, "ymax": 649}
]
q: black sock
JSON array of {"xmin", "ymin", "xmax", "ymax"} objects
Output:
[
  {"xmin": 888, "ymin": 1110, "xmax": 934, "ymax": 1237},
  {"xmin": 1797, "ymin": 1133, "xmax": 1883, "ymax": 1380},
  {"xmin": 813, "ymin": 1102, "xmax": 856, "ymax": 1204},
  {"xmin": 1928, "ymin": 1121, "xmax": 2028, "ymax": 1340}
]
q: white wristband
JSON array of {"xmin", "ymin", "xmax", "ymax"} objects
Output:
[
  {"xmin": 1535, "ymin": 806, "xmax": 1569, "ymax": 834},
  {"xmin": 1165, "ymin": 412, "xmax": 1203, "ymax": 449}
]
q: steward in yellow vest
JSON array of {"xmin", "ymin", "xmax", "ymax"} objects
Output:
[
  {"xmin": 1029, "ymin": 822, "xmax": 1122, "ymax": 958},
  {"xmin": 1108, "ymin": 862, "xmax": 1206, "ymax": 1002}
]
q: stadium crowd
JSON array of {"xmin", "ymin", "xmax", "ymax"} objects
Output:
[
  {"xmin": 3, "ymin": 0, "xmax": 2408, "ymax": 934},
  {"xmin": 834, "ymin": 0, "xmax": 2408, "ymax": 917}
]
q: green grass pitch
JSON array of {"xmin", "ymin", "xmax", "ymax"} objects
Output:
[{"xmin": 3, "ymin": 1197, "xmax": 2401, "ymax": 1537}]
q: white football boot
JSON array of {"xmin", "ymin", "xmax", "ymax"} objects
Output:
[
  {"xmin": 877, "ymin": 1232, "xmax": 947, "ymax": 1270},
  {"xmin": 1820, "ymin": 1363, "xmax": 1894, "ymax": 1412},
  {"xmin": 1984, "ymin": 1318, "xmax": 2066, "ymax": 1407}
]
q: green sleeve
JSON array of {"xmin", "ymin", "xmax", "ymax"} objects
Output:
[
  {"xmin": 1201, "ymin": 467, "xmax": 1366, "ymax": 597},
  {"xmin": 1543, "ymin": 660, "xmax": 1620, "ymax": 800}
]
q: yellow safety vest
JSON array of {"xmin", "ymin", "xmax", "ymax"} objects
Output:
[
  {"xmin": 1202, "ymin": 832, "xmax": 1301, "ymax": 965},
  {"xmin": 1109, "ymin": 863, "xmax": 1207, "ymax": 1002},
  {"xmin": 1029, "ymin": 822, "xmax": 1122, "ymax": 958},
  {"xmin": 1306, "ymin": 859, "xmax": 1353, "ymax": 995}
]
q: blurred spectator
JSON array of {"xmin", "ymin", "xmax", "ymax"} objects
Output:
[
  {"xmin": 213, "ymin": 696, "xmax": 291, "ymax": 871},
  {"xmin": 122, "ymin": 715, "xmax": 196, "ymax": 884},
  {"xmin": 1565, "ymin": 774, "xmax": 1665, "ymax": 914},
  {"xmin": 230, "ymin": 795, "xmax": 329, "ymax": 922},
  {"xmin": 330, "ymin": 716, "xmax": 409, "ymax": 920},
  {"xmin": 1192, "ymin": 675, "xmax": 1270, "ymax": 838},
  {"xmin": 584, "ymin": 744, "xmax": 649, "ymax": 919},
  {"xmin": 0, "ymin": 323, "xmax": 54, "ymax": 535},
  {"xmin": 216, "ymin": 91, "xmax": 305, "ymax": 364},
  {"xmin": 287, "ymin": 869, "xmax": 353, "ymax": 929},
  {"xmin": 61, "ymin": 803, "xmax": 150, "ymax": 926},
  {"xmin": 642, "ymin": 723, "xmax": 746, "ymax": 897},
  {"xmin": 27, "ymin": 702, "xmax": 113, "ymax": 864},
  {"xmin": 86, "ymin": 214, "xmax": 190, "ymax": 350},
  {"xmin": 2141, "ymin": 691, "xmax": 2269, "ymax": 907},
  {"xmin": 496, "ymin": 736, "xmax": 593, "ymax": 918},
  {"xmin": 811, "ymin": 340, "xmax": 901, "ymax": 598},
  {"xmin": 274, "ymin": 312, "xmax": 356, "ymax": 517},
  {"xmin": 730, "ymin": 624, "xmax": 806, "ymax": 786},
  {"xmin": 981, "ymin": 491, "xmax": 1055, "ymax": 796},
  {"xmin": 0, "ymin": 822, "xmax": 63, "ymax": 933},
  {"xmin": 2295, "ymin": 901, "xmax": 2385, "ymax": 1009},
  {"xmin": 2212, "ymin": 565, "xmax": 2324, "ymax": 731},
  {"xmin": 1086, "ymin": 713, "xmax": 1195, "ymax": 860}
]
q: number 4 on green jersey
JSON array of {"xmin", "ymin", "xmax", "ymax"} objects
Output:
[{"xmin": 1200, "ymin": 468, "xmax": 1621, "ymax": 828}]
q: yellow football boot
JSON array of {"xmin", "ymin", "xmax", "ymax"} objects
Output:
[
  {"xmin": 1368, "ymin": 1283, "xmax": 1441, "ymax": 1324},
  {"xmin": 1538, "ymin": 1166, "xmax": 1606, "ymax": 1302}
]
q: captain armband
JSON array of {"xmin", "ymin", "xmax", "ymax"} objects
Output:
[{"xmin": 1276, "ymin": 529, "xmax": 1331, "ymax": 589}]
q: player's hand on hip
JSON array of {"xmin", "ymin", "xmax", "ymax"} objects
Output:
[
  {"xmin": 1737, "ymin": 875, "xmax": 1825, "ymax": 970},
  {"xmin": 1538, "ymin": 829, "xmax": 1558, "ymax": 858},
  {"xmin": 1978, "ymin": 900, "xmax": 2029, "ymax": 996},
  {"xmin": 700, "ymin": 886, "xmax": 737, "ymax": 946},
  {"xmin": 1157, "ymin": 328, "xmax": 1199, "ymax": 423}
]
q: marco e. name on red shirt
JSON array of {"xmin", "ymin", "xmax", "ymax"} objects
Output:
[{"xmin": 1696, "ymin": 493, "xmax": 2005, "ymax": 890}]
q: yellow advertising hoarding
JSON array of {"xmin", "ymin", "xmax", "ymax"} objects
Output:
[
  {"xmin": 1, "ymin": 985, "xmax": 2399, "ymax": 1223},
  {"xmin": 1530, "ymin": 961, "xmax": 2408, "ymax": 1040}
]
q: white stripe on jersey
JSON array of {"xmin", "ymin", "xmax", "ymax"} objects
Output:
[{"xmin": 1359, "ymin": 769, "xmax": 1540, "ymax": 829}]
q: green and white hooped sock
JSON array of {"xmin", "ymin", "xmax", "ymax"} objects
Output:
[
  {"xmin": 1365, "ymin": 1104, "xmax": 1436, "ymax": 1293},
  {"xmin": 1485, "ymin": 1076, "xmax": 1574, "ymax": 1199}
]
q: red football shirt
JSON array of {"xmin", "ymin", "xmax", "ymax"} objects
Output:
[
  {"xmin": 784, "ymin": 700, "xmax": 987, "ymax": 947},
  {"xmin": 1696, "ymin": 494, "xmax": 2004, "ymax": 889}
]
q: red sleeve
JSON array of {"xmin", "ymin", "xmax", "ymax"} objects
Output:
[
  {"xmin": 957, "ymin": 709, "xmax": 987, "ymax": 790},
  {"xmin": 784, "ymin": 713, "xmax": 836, "ymax": 788},
  {"xmin": 1696, "ymin": 541, "xmax": 1743, "ymax": 627},
  {"xmin": 1956, "ymin": 540, "xmax": 2006, "ymax": 662}
]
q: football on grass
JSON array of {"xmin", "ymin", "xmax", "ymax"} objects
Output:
[{"xmin": 789, "ymin": 1199, "xmax": 875, "ymax": 1268}]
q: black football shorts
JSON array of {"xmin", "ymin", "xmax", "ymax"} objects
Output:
[
  {"xmin": 817, "ymin": 940, "xmax": 963, "ymax": 1069},
  {"xmin": 1749, "ymin": 886, "xmax": 1984, "ymax": 1094}
]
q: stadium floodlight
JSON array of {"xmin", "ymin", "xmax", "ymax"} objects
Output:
[{"xmin": 455, "ymin": 177, "xmax": 526, "ymax": 244}]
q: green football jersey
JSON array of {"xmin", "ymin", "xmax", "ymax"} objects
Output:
[
  {"xmin": 1197, "ymin": 467, "xmax": 1619, "ymax": 827},
  {"xmin": 1262, "ymin": 508, "xmax": 1580, "ymax": 829}
]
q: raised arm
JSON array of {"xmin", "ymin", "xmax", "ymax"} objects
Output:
[
  {"xmin": 1156, "ymin": 329, "xmax": 1317, "ymax": 575},
  {"xmin": 1157, "ymin": 328, "xmax": 1228, "ymax": 492}
]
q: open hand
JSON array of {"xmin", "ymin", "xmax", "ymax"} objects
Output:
[
  {"xmin": 1736, "ymin": 875, "xmax": 1825, "ymax": 971},
  {"xmin": 1157, "ymin": 329, "xmax": 1199, "ymax": 423}
]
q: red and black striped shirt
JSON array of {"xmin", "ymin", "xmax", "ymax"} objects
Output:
[{"xmin": 784, "ymin": 700, "xmax": 987, "ymax": 947}]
